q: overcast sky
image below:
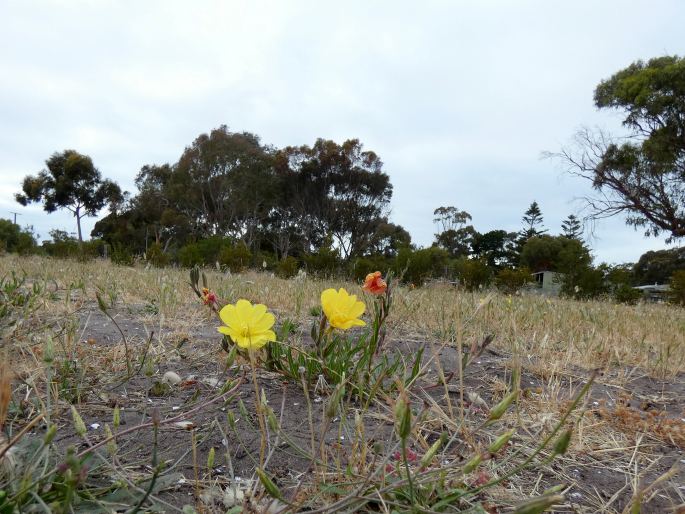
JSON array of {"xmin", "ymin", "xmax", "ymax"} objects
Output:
[{"xmin": 1, "ymin": 0, "xmax": 683, "ymax": 264}]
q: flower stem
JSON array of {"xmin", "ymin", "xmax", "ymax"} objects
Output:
[{"xmin": 249, "ymin": 349, "xmax": 267, "ymax": 467}]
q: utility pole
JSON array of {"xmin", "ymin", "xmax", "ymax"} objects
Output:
[{"xmin": 9, "ymin": 212, "xmax": 21, "ymax": 225}]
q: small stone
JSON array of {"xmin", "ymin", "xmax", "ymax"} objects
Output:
[{"xmin": 162, "ymin": 371, "xmax": 182, "ymax": 385}]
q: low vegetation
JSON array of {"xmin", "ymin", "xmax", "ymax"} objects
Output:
[{"xmin": 1, "ymin": 254, "xmax": 683, "ymax": 513}]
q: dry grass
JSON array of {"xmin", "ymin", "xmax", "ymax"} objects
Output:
[
  {"xmin": 4, "ymin": 254, "xmax": 684, "ymax": 379},
  {"xmin": 1, "ymin": 254, "xmax": 684, "ymax": 513}
]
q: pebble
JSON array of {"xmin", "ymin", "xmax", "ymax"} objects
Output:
[{"xmin": 162, "ymin": 371, "xmax": 182, "ymax": 385}]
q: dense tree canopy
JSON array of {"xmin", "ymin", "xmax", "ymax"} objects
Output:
[
  {"xmin": 633, "ymin": 246, "xmax": 685, "ymax": 285},
  {"xmin": 16, "ymin": 150, "xmax": 124, "ymax": 241},
  {"xmin": 274, "ymin": 139, "xmax": 393, "ymax": 259},
  {"xmin": 553, "ymin": 55, "xmax": 685, "ymax": 241},
  {"xmin": 94, "ymin": 130, "xmax": 395, "ymax": 262}
]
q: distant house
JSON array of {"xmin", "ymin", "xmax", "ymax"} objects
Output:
[
  {"xmin": 633, "ymin": 284, "xmax": 670, "ymax": 303},
  {"xmin": 529, "ymin": 271, "xmax": 563, "ymax": 295}
]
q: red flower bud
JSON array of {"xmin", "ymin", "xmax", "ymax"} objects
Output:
[{"xmin": 362, "ymin": 271, "xmax": 387, "ymax": 295}]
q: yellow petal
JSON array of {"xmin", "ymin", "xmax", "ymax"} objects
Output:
[
  {"xmin": 250, "ymin": 303, "xmax": 268, "ymax": 323},
  {"xmin": 252, "ymin": 312, "xmax": 275, "ymax": 332},
  {"xmin": 337, "ymin": 318, "xmax": 366, "ymax": 330},
  {"xmin": 219, "ymin": 304, "xmax": 238, "ymax": 327},
  {"xmin": 321, "ymin": 288, "xmax": 336, "ymax": 307},
  {"xmin": 349, "ymin": 299, "xmax": 365, "ymax": 319},
  {"xmin": 235, "ymin": 299, "xmax": 253, "ymax": 319},
  {"xmin": 234, "ymin": 334, "xmax": 252, "ymax": 349}
]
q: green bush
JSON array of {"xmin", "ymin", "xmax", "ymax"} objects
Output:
[
  {"xmin": 613, "ymin": 284, "xmax": 643, "ymax": 305},
  {"xmin": 219, "ymin": 242, "xmax": 252, "ymax": 272},
  {"xmin": 454, "ymin": 257, "xmax": 492, "ymax": 291},
  {"xmin": 254, "ymin": 251, "xmax": 278, "ymax": 272},
  {"xmin": 145, "ymin": 242, "xmax": 170, "ymax": 267},
  {"xmin": 669, "ymin": 270, "xmax": 685, "ymax": 306},
  {"xmin": 350, "ymin": 256, "xmax": 393, "ymax": 281},
  {"xmin": 0, "ymin": 219, "xmax": 36, "ymax": 254},
  {"xmin": 495, "ymin": 267, "xmax": 532, "ymax": 294},
  {"xmin": 393, "ymin": 246, "xmax": 449, "ymax": 286},
  {"xmin": 110, "ymin": 243, "xmax": 135, "ymax": 266},
  {"xmin": 560, "ymin": 266, "xmax": 606, "ymax": 299},
  {"xmin": 177, "ymin": 243, "xmax": 203, "ymax": 268},
  {"xmin": 276, "ymin": 256, "xmax": 299, "ymax": 278},
  {"xmin": 42, "ymin": 230, "xmax": 103, "ymax": 261},
  {"xmin": 196, "ymin": 236, "xmax": 229, "ymax": 264},
  {"xmin": 303, "ymin": 246, "xmax": 342, "ymax": 277}
]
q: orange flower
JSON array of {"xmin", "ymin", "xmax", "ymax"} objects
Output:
[
  {"xmin": 362, "ymin": 271, "xmax": 387, "ymax": 295},
  {"xmin": 202, "ymin": 288, "xmax": 217, "ymax": 306}
]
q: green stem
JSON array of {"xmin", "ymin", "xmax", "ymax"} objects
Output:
[{"xmin": 401, "ymin": 437, "xmax": 415, "ymax": 507}]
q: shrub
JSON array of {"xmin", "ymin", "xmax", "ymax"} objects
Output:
[
  {"xmin": 43, "ymin": 230, "xmax": 103, "ymax": 261},
  {"xmin": 393, "ymin": 246, "xmax": 450, "ymax": 286},
  {"xmin": 110, "ymin": 243, "xmax": 135, "ymax": 266},
  {"xmin": 276, "ymin": 256, "xmax": 299, "ymax": 278},
  {"xmin": 670, "ymin": 270, "xmax": 685, "ymax": 306},
  {"xmin": 350, "ymin": 256, "xmax": 393, "ymax": 282},
  {"xmin": 560, "ymin": 266, "xmax": 606, "ymax": 299},
  {"xmin": 145, "ymin": 242, "xmax": 170, "ymax": 267},
  {"xmin": 613, "ymin": 284, "xmax": 643, "ymax": 305},
  {"xmin": 177, "ymin": 243, "xmax": 203, "ymax": 268},
  {"xmin": 219, "ymin": 242, "xmax": 252, "ymax": 272},
  {"xmin": 454, "ymin": 257, "xmax": 492, "ymax": 291},
  {"xmin": 495, "ymin": 267, "xmax": 532, "ymax": 294},
  {"xmin": 0, "ymin": 218, "xmax": 36, "ymax": 254},
  {"xmin": 303, "ymin": 246, "xmax": 342, "ymax": 277},
  {"xmin": 196, "ymin": 236, "xmax": 229, "ymax": 264}
]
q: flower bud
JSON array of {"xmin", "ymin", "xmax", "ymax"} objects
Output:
[
  {"xmin": 462, "ymin": 453, "xmax": 482, "ymax": 474},
  {"xmin": 71, "ymin": 406, "xmax": 87, "ymax": 437},
  {"xmin": 104, "ymin": 424, "xmax": 117, "ymax": 456},
  {"xmin": 225, "ymin": 346, "xmax": 237, "ymax": 369},
  {"xmin": 43, "ymin": 337, "xmax": 54, "ymax": 364},
  {"xmin": 326, "ymin": 380, "xmax": 346, "ymax": 420},
  {"xmin": 553, "ymin": 429, "xmax": 572, "ymax": 456},
  {"xmin": 513, "ymin": 494, "xmax": 565, "ymax": 514},
  {"xmin": 151, "ymin": 407, "xmax": 160, "ymax": 426},
  {"xmin": 113, "ymin": 406, "xmax": 120, "ymax": 429},
  {"xmin": 238, "ymin": 399, "xmax": 250, "ymax": 420},
  {"xmin": 256, "ymin": 467, "xmax": 283, "ymax": 500},
  {"xmin": 420, "ymin": 433, "xmax": 446, "ymax": 468},
  {"xmin": 207, "ymin": 447, "xmax": 215, "ymax": 470},
  {"xmin": 43, "ymin": 424, "xmax": 57, "ymax": 445},
  {"xmin": 488, "ymin": 429, "xmax": 515, "ymax": 454},
  {"xmin": 486, "ymin": 390, "xmax": 519, "ymax": 424},
  {"xmin": 394, "ymin": 392, "xmax": 411, "ymax": 440},
  {"xmin": 266, "ymin": 406, "xmax": 279, "ymax": 432}
]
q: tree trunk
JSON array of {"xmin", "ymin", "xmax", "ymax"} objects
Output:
[{"xmin": 75, "ymin": 207, "xmax": 83, "ymax": 242}]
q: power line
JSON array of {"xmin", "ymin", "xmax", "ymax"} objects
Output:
[{"xmin": 9, "ymin": 212, "xmax": 21, "ymax": 225}]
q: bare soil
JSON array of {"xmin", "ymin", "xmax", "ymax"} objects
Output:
[{"xmin": 18, "ymin": 301, "xmax": 685, "ymax": 513}]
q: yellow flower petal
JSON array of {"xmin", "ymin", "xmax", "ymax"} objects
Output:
[
  {"xmin": 235, "ymin": 299, "xmax": 253, "ymax": 319},
  {"xmin": 219, "ymin": 304, "xmax": 238, "ymax": 327},
  {"xmin": 218, "ymin": 326, "xmax": 233, "ymax": 336},
  {"xmin": 252, "ymin": 312, "xmax": 275, "ymax": 332},
  {"xmin": 320, "ymin": 288, "xmax": 366, "ymax": 331},
  {"xmin": 218, "ymin": 299, "xmax": 277, "ymax": 350},
  {"xmin": 250, "ymin": 303, "xmax": 268, "ymax": 320}
]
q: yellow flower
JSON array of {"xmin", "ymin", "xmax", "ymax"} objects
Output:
[
  {"xmin": 321, "ymin": 288, "xmax": 366, "ymax": 330},
  {"xmin": 218, "ymin": 299, "xmax": 276, "ymax": 350}
]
